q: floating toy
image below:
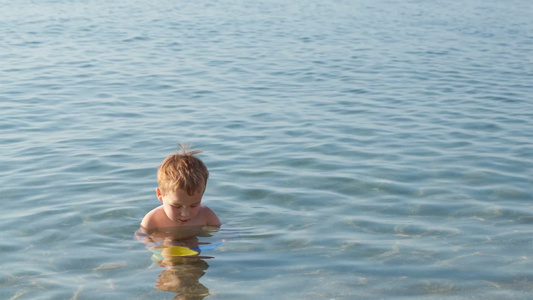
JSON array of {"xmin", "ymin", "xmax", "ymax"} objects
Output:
[
  {"xmin": 161, "ymin": 246, "xmax": 200, "ymax": 257},
  {"xmin": 150, "ymin": 245, "xmax": 199, "ymax": 263}
]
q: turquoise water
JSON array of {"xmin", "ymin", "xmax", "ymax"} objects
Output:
[{"xmin": 1, "ymin": 0, "xmax": 532, "ymax": 299}]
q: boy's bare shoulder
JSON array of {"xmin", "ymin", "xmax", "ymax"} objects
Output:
[
  {"xmin": 200, "ymin": 205, "xmax": 221, "ymax": 227},
  {"xmin": 140, "ymin": 205, "xmax": 165, "ymax": 230}
]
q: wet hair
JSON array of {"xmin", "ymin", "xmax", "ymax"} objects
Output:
[{"xmin": 157, "ymin": 144, "xmax": 209, "ymax": 195}]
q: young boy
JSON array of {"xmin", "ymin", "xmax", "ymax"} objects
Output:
[{"xmin": 141, "ymin": 145, "xmax": 221, "ymax": 231}]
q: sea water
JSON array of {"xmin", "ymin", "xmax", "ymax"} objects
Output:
[{"xmin": 1, "ymin": 0, "xmax": 532, "ymax": 299}]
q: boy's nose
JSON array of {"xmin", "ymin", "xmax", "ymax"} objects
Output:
[{"xmin": 181, "ymin": 208, "xmax": 190, "ymax": 217}]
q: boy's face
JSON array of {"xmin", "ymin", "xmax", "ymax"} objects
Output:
[{"xmin": 156, "ymin": 188, "xmax": 203, "ymax": 225}]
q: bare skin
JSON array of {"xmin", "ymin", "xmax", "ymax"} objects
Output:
[{"xmin": 141, "ymin": 188, "xmax": 221, "ymax": 231}]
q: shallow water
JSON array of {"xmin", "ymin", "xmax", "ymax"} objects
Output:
[{"xmin": 1, "ymin": 0, "xmax": 533, "ymax": 299}]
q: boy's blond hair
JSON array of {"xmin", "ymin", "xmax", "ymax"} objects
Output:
[{"xmin": 157, "ymin": 144, "xmax": 209, "ymax": 195}]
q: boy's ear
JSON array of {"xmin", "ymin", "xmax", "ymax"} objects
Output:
[{"xmin": 155, "ymin": 188, "xmax": 163, "ymax": 202}]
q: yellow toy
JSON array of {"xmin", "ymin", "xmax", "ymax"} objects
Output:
[{"xmin": 150, "ymin": 245, "xmax": 199, "ymax": 263}]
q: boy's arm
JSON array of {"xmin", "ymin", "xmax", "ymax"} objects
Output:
[
  {"xmin": 134, "ymin": 227, "xmax": 156, "ymax": 244},
  {"xmin": 136, "ymin": 211, "xmax": 157, "ymax": 245}
]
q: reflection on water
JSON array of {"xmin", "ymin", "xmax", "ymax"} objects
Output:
[
  {"xmin": 136, "ymin": 226, "xmax": 221, "ymax": 299},
  {"xmin": 156, "ymin": 259, "xmax": 210, "ymax": 300}
]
